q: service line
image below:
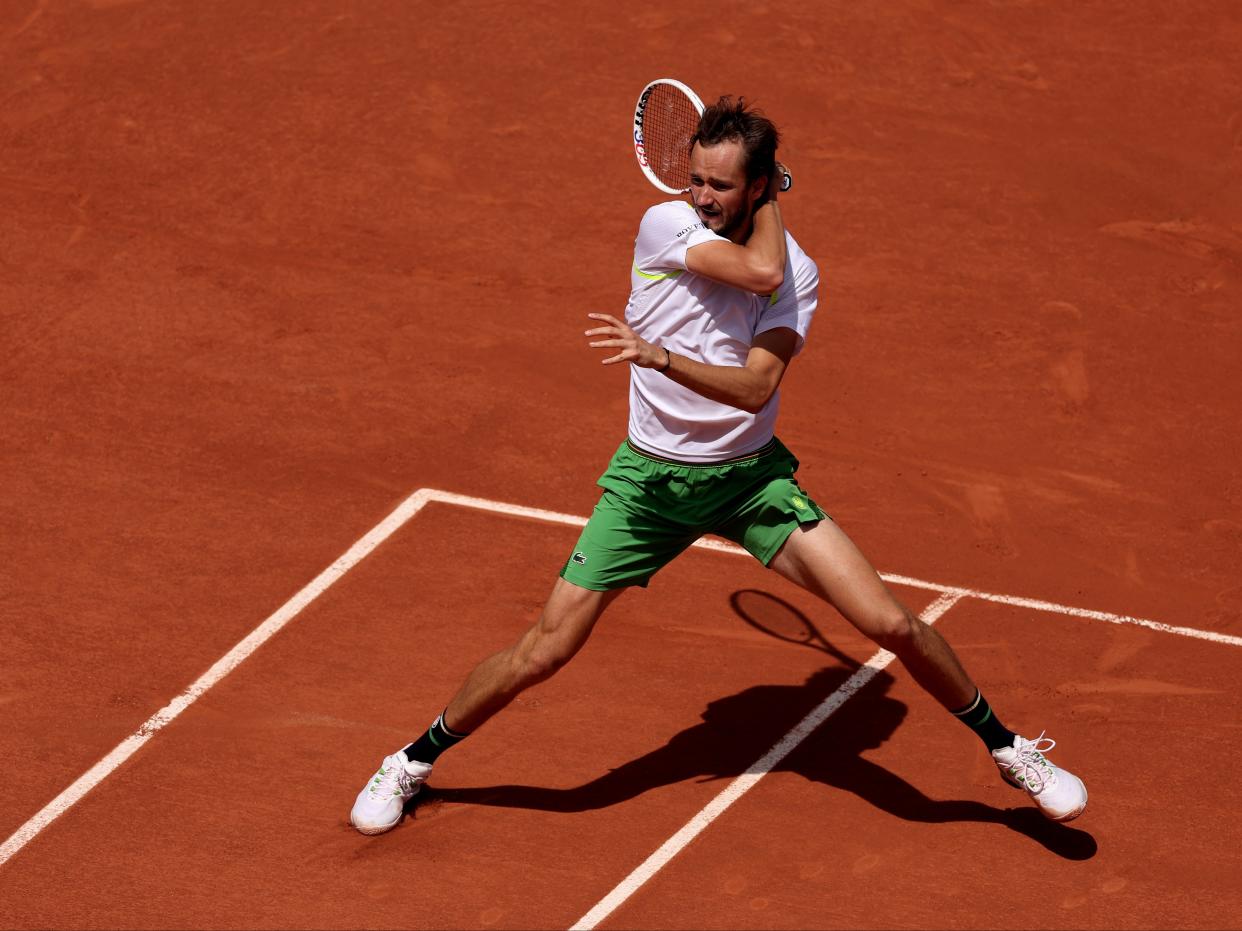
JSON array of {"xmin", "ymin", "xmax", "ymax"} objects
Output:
[{"xmin": 424, "ymin": 489, "xmax": 1242, "ymax": 648}]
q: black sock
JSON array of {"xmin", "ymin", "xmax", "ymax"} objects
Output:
[
  {"xmin": 403, "ymin": 711, "xmax": 469, "ymax": 765},
  {"xmin": 951, "ymin": 689, "xmax": 1017, "ymax": 753}
]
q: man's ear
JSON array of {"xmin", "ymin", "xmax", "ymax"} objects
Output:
[{"xmin": 749, "ymin": 174, "xmax": 768, "ymax": 205}]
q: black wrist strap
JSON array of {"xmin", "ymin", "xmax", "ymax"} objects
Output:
[{"xmin": 658, "ymin": 347, "xmax": 672, "ymax": 373}]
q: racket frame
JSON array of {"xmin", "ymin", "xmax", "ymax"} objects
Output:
[
  {"xmin": 633, "ymin": 78, "xmax": 705, "ymax": 195},
  {"xmin": 632, "ymin": 78, "xmax": 794, "ymax": 195}
]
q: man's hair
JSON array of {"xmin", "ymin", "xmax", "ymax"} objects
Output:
[{"xmin": 690, "ymin": 96, "xmax": 780, "ymax": 185}]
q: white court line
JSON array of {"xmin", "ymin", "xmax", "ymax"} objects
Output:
[
  {"xmin": 570, "ymin": 590, "xmax": 964, "ymax": 931},
  {"xmin": 424, "ymin": 490, "xmax": 1242, "ymax": 648},
  {"xmin": 0, "ymin": 488, "xmax": 436, "ymax": 869},
  {"xmin": 1, "ymin": 486, "xmax": 1236, "ymax": 872}
]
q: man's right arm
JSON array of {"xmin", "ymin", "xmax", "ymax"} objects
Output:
[{"xmin": 684, "ymin": 173, "xmax": 787, "ymax": 294}]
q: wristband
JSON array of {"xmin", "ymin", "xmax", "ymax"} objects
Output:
[{"xmin": 658, "ymin": 347, "xmax": 672, "ymax": 373}]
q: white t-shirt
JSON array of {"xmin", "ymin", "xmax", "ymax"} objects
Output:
[{"xmin": 624, "ymin": 200, "xmax": 820, "ymax": 462}]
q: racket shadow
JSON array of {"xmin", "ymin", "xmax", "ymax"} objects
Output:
[{"xmin": 729, "ymin": 588, "xmax": 861, "ymax": 668}]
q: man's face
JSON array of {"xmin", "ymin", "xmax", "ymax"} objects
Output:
[{"xmin": 688, "ymin": 140, "xmax": 763, "ymax": 241}]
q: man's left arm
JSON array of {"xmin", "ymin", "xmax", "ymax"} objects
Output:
[{"xmin": 585, "ymin": 314, "xmax": 798, "ymax": 414}]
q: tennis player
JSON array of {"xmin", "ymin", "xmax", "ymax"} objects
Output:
[{"xmin": 351, "ymin": 97, "xmax": 1087, "ymax": 835}]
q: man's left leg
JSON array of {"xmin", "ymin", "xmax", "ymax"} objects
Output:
[
  {"xmin": 768, "ymin": 520, "xmax": 973, "ymax": 707},
  {"xmin": 767, "ymin": 519, "xmax": 1087, "ymax": 822}
]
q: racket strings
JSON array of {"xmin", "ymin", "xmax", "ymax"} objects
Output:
[{"xmin": 641, "ymin": 84, "xmax": 699, "ymax": 191}]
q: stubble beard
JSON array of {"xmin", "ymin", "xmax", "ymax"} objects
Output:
[{"xmin": 701, "ymin": 201, "xmax": 754, "ymax": 242}]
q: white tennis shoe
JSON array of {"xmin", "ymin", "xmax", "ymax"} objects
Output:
[
  {"xmin": 992, "ymin": 733, "xmax": 1087, "ymax": 822},
  {"xmin": 350, "ymin": 749, "xmax": 433, "ymax": 835}
]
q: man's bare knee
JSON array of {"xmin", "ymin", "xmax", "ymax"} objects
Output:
[
  {"xmin": 868, "ymin": 608, "xmax": 922, "ymax": 654},
  {"xmin": 508, "ymin": 585, "xmax": 618, "ymax": 688},
  {"xmin": 513, "ymin": 637, "xmax": 574, "ymax": 685}
]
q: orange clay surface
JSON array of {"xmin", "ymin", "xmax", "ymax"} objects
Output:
[{"xmin": 3, "ymin": 1, "xmax": 1241, "ymax": 928}]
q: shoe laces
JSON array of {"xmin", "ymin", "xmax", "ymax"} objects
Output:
[
  {"xmin": 367, "ymin": 757, "xmax": 415, "ymax": 801},
  {"xmin": 1006, "ymin": 732, "xmax": 1058, "ymax": 794}
]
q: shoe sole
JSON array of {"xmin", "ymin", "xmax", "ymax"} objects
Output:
[{"xmin": 351, "ymin": 818, "xmax": 399, "ymax": 836}]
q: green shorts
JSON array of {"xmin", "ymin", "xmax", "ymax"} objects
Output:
[{"xmin": 559, "ymin": 437, "xmax": 828, "ymax": 591}]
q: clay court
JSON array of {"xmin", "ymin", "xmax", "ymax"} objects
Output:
[{"xmin": 3, "ymin": 1, "xmax": 1241, "ymax": 928}]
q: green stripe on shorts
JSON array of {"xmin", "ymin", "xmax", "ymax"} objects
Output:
[{"xmin": 559, "ymin": 437, "xmax": 828, "ymax": 591}]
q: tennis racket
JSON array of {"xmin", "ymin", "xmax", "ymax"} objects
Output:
[{"xmin": 632, "ymin": 78, "xmax": 792, "ymax": 195}]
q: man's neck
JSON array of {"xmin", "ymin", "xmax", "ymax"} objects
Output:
[{"xmin": 727, "ymin": 217, "xmax": 756, "ymax": 245}]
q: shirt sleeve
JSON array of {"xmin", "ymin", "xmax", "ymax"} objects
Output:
[
  {"xmin": 633, "ymin": 201, "xmax": 726, "ymax": 274},
  {"xmin": 754, "ymin": 243, "xmax": 820, "ymax": 355}
]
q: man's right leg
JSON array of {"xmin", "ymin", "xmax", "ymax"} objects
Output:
[
  {"xmin": 443, "ymin": 577, "xmax": 625, "ymax": 733},
  {"xmin": 350, "ymin": 577, "xmax": 623, "ymax": 835}
]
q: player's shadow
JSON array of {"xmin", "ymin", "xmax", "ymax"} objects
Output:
[{"xmin": 427, "ymin": 591, "xmax": 1096, "ymax": 860}]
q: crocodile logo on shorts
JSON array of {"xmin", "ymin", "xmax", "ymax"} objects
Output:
[
  {"xmin": 791, "ymin": 496, "xmax": 806, "ymax": 510},
  {"xmin": 571, "ymin": 552, "xmax": 588, "ymax": 565}
]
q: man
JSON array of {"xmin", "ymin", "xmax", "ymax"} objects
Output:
[{"xmin": 350, "ymin": 97, "xmax": 1087, "ymax": 835}]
